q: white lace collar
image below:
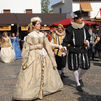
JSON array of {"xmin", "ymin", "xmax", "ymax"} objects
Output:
[{"xmin": 71, "ymin": 21, "xmax": 85, "ymax": 29}]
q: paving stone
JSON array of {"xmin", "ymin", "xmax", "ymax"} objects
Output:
[{"xmin": 0, "ymin": 59, "xmax": 101, "ymax": 101}]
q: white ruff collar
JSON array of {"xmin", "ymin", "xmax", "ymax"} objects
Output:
[{"xmin": 71, "ymin": 21, "xmax": 85, "ymax": 29}]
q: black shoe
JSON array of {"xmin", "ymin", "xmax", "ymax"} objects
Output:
[
  {"xmin": 79, "ymin": 79, "xmax": 84, "ymax": 87},
  {"xmin": 61, "ymin": 73, "xmax": 68, "ymax": 78},
  {"xmin": 76, "ymin": 85, "xmax": 83, "ymax": 92},
  {"xmin": 60, "ymin": 74, "xmax": 64, "ymax": 81}
]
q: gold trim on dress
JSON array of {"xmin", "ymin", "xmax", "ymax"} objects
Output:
[{"xmin": 39, "ymin": 56, "xmax": 46, "ymax": 99}]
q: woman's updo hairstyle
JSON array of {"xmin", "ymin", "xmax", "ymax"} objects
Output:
[
  {"xmin": 31, "ymin": 17, "xmax": 41, "ymax": 26},
  {"xmin": 29, "ymin": 17, "xmax": 42, "ymax": 31}
]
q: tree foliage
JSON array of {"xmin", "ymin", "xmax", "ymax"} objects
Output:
[{"xmin": 41, "ymin": 0, "xmax": 50, "ymax": 13}]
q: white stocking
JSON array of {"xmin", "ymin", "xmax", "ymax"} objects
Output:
[{"xmin": 73, "ymin": 70, "xmax": 80, "ymax": 86}]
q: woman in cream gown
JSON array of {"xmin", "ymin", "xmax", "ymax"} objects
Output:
[
  {"xmin": 13, "ymin": 17, "xmax": 63, "ymax": 101},
  {"xmin": 0, "ymin": 32, "xmax": 15, "ymax": 63}
]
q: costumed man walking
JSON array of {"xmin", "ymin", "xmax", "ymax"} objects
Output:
[
  {"xmin": 51, "ymin": 24, "xmax": 67, "ymax": 79},
  {"xmin": 61, "ymin": 11, "xmax": 90, "ymax": 92}
]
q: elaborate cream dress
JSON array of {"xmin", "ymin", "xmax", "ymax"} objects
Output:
[
  {"xmin": 13, "ymin": 30, "xmax": 63, "ymax": 100},
  {"xmin": 0, "ymin": 37, "xmax": 15, "ymax": 63}
]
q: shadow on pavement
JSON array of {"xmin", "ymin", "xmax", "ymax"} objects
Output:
[
  {"xmin": 62, "ymin": 77, "xmax": 76, "ymax": 88},
  {"xmin": 12, "ymin": 99, "xmax": 39, "ymax": 101},
  {"xmin": 74, "ymin": 91, "xmax": 101, "ymax": 101},
  {"xmin": 93, "ymin": 62, "xmax": 101, "ymax": 67}
]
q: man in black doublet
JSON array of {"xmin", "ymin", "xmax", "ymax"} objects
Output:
[{"xmin": 62, "ymin": 11, "xmax": 90, "ymax": 92}]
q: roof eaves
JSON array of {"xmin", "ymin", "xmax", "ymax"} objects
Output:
[{"xmin": 52, "ymin": 0, "xmax": 64, "ymax": 8}]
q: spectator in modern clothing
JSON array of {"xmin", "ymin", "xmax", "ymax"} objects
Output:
[
  {"xmin": 93, "ymin": 25, "xmax": 101, "ymax": 59},
  {"xmin": 88, "ymin": 27, "xmax": 96, "ymax": 60}
]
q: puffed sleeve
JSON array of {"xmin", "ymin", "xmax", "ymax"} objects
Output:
[
  {"xmin": 21, "ymin": 36, "xmax": 32, "ymax": 58},
  {"xmin": 43, "ymin": 36, "xmax": 57, "ymax": 69},
  {"xmin": 21, "ymin": 35, "xmax": 34, "ymax": 70},
  {"xmin": 62, "ymin": 27, "xmax": 72, "ymax": 49}
]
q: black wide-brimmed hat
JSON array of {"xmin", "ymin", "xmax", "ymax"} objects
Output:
[{"xmin": 72, "ymin": 10, "xmax": 83, "ymax": 19}]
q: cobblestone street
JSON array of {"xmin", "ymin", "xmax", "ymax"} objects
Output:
[{"xmin": 0, "ymin": 59, "xmax": 101, "ymax": 101}]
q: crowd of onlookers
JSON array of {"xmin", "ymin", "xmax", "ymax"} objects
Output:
[
  {"xmin": 0, "ymin": 24, "xmax": 101, "ymax": 62},
  {"xmin": 88, "ymin": 25, "xmax": 101, "ymax": 60}
]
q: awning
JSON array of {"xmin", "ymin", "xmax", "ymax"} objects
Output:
[
  {"xmin": 0, "ymin": 14, "xmax": 17, "ymax": 26},
  {"xmin": 0, "ymin": 14, "xmax": 66, "ymax": 26},
  {"xmin": 0, "ymin": 25, "xmax": 11, "ymax": 31},
  {"xmin": 41, "ymin": 26, "xmax": 50, "ymax": 30},
  {"xmin": 80, "ymin": 2, "xmax": 92, "ymax": 12},
  {"xmin": 21, "ymin": 26, "xmax": 28, "ymax": 31},
  {"xmin": 49, "ymin": 18, "xmax": 73, "ymax": 27},
  {"xmin": 15, "ymin": 14, "xmax": 66, "ymax": 26},
  {"xmin": 49, "ymin": 18, "xmax": 100, "ymax": 27}
]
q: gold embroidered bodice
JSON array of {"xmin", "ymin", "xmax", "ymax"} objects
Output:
[
  {"xmin": 26, "ymin": 31, "xmax": 44, "ymax": 46},
  {"xmin": 22, "ymin": 30, "xmax": 57, "ymax": 70},
  {"xmin": 1, "ymin": 37, "xmax": 11, "ymax": 47},
  {"xmin": 32, "ymin": 34, "xmax": 44, "ymax": 45}
]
